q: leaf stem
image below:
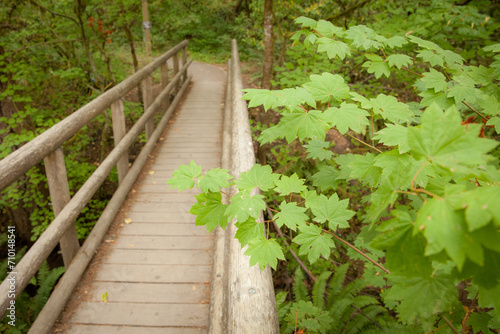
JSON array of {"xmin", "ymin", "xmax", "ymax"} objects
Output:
[
  {"xmin": 401, "ymin": 67, "xmax": 424, "ymax": 77},
  {"xmin": 442, "ymin": 315, "xmax": 459, "ymax": 334},
  {"xmin": 462, "ymin": 100, "xmax": 487, "ymax": 121},
  {"xmin": 318, "ymin": 225, "xmax": 390, "ymax": 274},
  {"xmin": 410, "ymin": 161, "xmax": 442, "ymax": 200},
  {"xmin": 345, "ymin": 132, "xmax": 383, "ymax": 154}
]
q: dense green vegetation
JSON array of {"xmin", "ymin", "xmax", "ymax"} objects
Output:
[{"xmin": 2, "ymin": 0, "xmax": 500, "ymax": 332}]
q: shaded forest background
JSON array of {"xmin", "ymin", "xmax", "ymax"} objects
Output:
[{"xmin": 1, "ymin": 0, "xmax": 499, "ymax": 332}]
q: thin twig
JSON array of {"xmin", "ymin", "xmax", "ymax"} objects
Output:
[
  {"xmin": 267, "ymin": 208, "xmax": 318, "ymax": 282},
  {"xmin": 317, "ymin": 224, "xmax": 390, "ymax": 274},
  {"xmin": 410, "ymin": 161, "xmax": 442, "ymax": 199},
  {"xmin": 345, "ymin": 132, "xmax": 384, "ymax": 153},
  {"xmin": 401, "ymin": 67, "xmax": 424, "ymax": 77},
  {"xmin": 442, "ymin": 315, "xmax": 459, "ymax": 334},
  {"xmin": 462, "ymin": 100, "xmax": 488, "ymax": 121},
  {"xmin": 424, "ymin": 323, "xmax": 448, "ymax": 334}
]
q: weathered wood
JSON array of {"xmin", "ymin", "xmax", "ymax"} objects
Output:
[
  {"xmin": 70, "ymin": 302, "xmax": 208, "ymax": 327},
  {"xmin": 25, "ymin": 76, "xmax": 193, "ymax": 334},
  {"xmin": 208, "ymin": 59, "xmax": 232, "ymax": 334},
  {"xmin": 0, "ymin": 40, "xmax": 188, "ymax": 192},
  {"xmin": 114, "ymin": 235, "xmax": 213, "ymax": 250},
  {"xmin": 95, "ymin": 264, "xmax": 212, "ymax": 283},
  {"xmin": 110, "ymin": 99, "xmax": 129, "ymax": 184},
  {"xmin": 43, "ymin": 147, "xmax": 80, "ymax": 267},
  {"xmin": 103, "ymin": 249, "xmax": 212, "ymax": 265},
  {"xmin": 182, "ymin": 46, "xmax": 188, "ymax": 83},
  {"xmin": 226, "ymin": 39, "xmax": 279, "ymax": 333},
  {"xmin": 143, "ymin": 76, "xmax": 154, "ymax": 140},
  {"xmin": 69, "ymin": 325, "xmax": 207, "ymax": 334},
  {"xmin": 119, "ymin": 223, "xmax": 208, "ymax": 236},
  {"xmin": 88, "ymin": 282, "xmax": 210, "ymax": 303},
  {"xmin": 161, "ymin": 61, "xmax": 170, "ymax": 111},
  {"xmin": 173, "ymin": 53, "xmax": 180, "ymax": 93}
]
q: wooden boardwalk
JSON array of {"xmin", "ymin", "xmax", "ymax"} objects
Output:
[{"xmin": 57, "ymin": 62, "xmax": 226, "ymax": 333}]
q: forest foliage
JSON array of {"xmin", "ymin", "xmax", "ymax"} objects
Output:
[{"xmin": 1, "ymin": 0, "xmax": 500, "ymax": 333}]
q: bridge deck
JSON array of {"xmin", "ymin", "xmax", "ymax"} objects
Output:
[{"xmin": 56, "ymin": 62, "xmax": 226, "ymax": 333}]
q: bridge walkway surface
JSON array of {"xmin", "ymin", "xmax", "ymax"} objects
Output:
[{"xmin": 53, "ymin": 62, "xmax": 227, "ymax": 334}]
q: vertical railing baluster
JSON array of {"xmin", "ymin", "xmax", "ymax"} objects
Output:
[
  {"xmin": 182, "ymin": 46, "xmax": 188, "ymax": 84},
  {"xmin": 44, "ymin": 148, "xmax": 80, "ymax": 268},
  {"xmin": 111, "ymin": 99, "xmax": 129, "ymax": 184},
  {"xmin": 142, "ymin": 75, "xmax": 154, "ymax": 140},
  {"xmin": 161, "ymin": 61, "xmax": 170, "ymax": 112},
  {"xmin": 173, "ymin": 52, "xmax": 180, "ymax": 94}
]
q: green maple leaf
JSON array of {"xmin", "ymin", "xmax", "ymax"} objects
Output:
[
  {"xmin": 303, "ymin": 72, "xmax": 350, "ymax": 103},
  {"xmin": 312, "ymin": 165, "xmax": 339, "ymax": 191},
  {"xmin": 244, "ymin": 238, "xmax": 285, "ymax": 270},
  {"xmin": 365, "ymin": 181, "xmax": 398, "ymax": 222},
  {"xmin": 197, "ymin": 168, "xmax": 232, "ymax": 193},
  {"xmin": 190, "ymin": 192, "xmax": 229, "ymax": 231},
  {"xmin": 235, "ymin": 217, "xmax": 264, "ymax": 247},
  {"xmin": 345, "ymin": 25, "xmax": 383, "ymax": 50},
  {"xmin": 336, "ymin": 153, "xmax": 382, "ymax": 187},
  {"xmin": 293, "ymin": 224, "xmax": 335, "ymax": 263},
  {"xmin": 467, "ymin": 65, "xmax": 493, "ymax": 86},
  {"xmin": 447, "ymin": 84, "xmax": 480, "ymax": 104},
  {"xmin": 439, "ymin": 49, "xmax": 464, "ymax": 67},
  {"xmin": 323, "ymin": 102, "xmax": 370, "ymax": 134},
  {"xmin": 407, "ymin": 104, "xmax": 498, "ymax": 172},
  {"xmin": 450, "ymin": 186, "xmax": 500, "ymax": 231},
  {"xmin": 303, "ymin": 140, "xmax": 333, "ymax": 161},
  {"xmin": 295, "ymin": 16, "xmax": 317, "ymax": 29},
  {"xmin": 278, "ymin": 110, "xmax": 330, "ymax": 143},
  {"xmin": 374, "ymin": 150, "xmax": 430, "ymax": 189},
  {"xmin": 275, "ymin": 202, "xmax": 308, "ymax": 231},
  {"xmin": 315, "ymin": 20, "xmax": 344, "ymax": 38},
  {"xmin": 226, "ymin": 191, "xmax": 266, "ymax": 222},
  {"xmin": 419, "ymin": 90, "xmax": 455, "ymax": 109},
  {"xmin": 278, "ymin": 87, "xmax": 316, "ymax": 109},
  {"xmin": 306, "ymin": 193, "xmax": 354, "ymax": 229},
  {"xmin": 362, "ymin": 54, "xmax": 391, "ymax": 78},
  {"xmin": 420, "ymin": 69, "xmax": 448, "ymax": 93},
  {"xmin": 417, "ymin": 50, "xmax": 444, "ymax": 67},
  {"xmin": 242, "ymin": 88, "xmax": 279, "ymax": 110},
  {"xmin": 258, "ymin": 124, "xmax": 282, "ymax": 144},
  {"xmin": 370, "ymin": 94, "xmax": 413, "ymax": 124},
  {"xmin": 385, "ymin": 36, "xmax": 408, "ymax": 48},
  {"xmin": 274, "ymin": 173, "xmax": 307, "ymax": 196},
  {"xmin": 236, "ymin": 164, "xmax": 279, "ymax": 192},
  {"xmin": 167, "ymin": 160, "xmax": 202, "ymax": 190},
  {"xmin": 415, "ymin": 197, "xmax": 484, "ymax": 270},
  {"xmin": 386, "ymin": 54, "xmax": 413, "ymax": 69},
  {"xmin": 478, "ymin": 95, "xmax": 500, "ymax": 116},
  {"xmin": 384, "ymin": 276, "xmax": 456, "ymax": 323},
  {"xmin": 373, "ymin": 124, "xmax": 410, "ymax": 153},
  {"xmin": 407, "ymin": 35, "xmax": 441, "ymax": 51},
  {"xmin": 316, "ymin": 38, "xmax": 351, "ymax": 60},
  {"xmin": 487, "ymin": 117, "xmax": 500, "ymax": 134}
]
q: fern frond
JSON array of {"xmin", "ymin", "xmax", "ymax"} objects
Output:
[
  {"xmin": 326, "ymin": 263, "xmax": 349, "ymax": 307},
  {"xmin": 34, "ymin": 266, "xmax": 65, "ymax": 317},
  {"xmin": 293, "ymin": 267, "xmax": 310, "ymax": 302},
  {"xmin": 37, "ymin": 261, "xmax": 50, "ymax": 283},
  {"xmin": 312, "ymin": 271, "xmax": 331, "ymax": 309}
]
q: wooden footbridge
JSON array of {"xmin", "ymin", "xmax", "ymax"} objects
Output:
[{"xmin": 0, "ymin": 40, "xmax": 279, "ymax": 333}]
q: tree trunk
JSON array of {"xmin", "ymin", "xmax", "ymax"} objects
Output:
[{"xmin": 261, "ymin": 0, "xmax": 274, "ymax": 90}]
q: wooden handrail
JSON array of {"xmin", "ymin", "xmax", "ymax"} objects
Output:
[
  {"xmin": 208, "ymin": 39, "xmax": 279, "ymax": 333},
  {"xmin": 0, "ymin": 40, "xmax": 191, "ymax": 329}
]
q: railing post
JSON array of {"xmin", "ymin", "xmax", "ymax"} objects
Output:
[
  {"xmin": 111, "ymin": 99, "xmax": 129, "ymax": 184},
  {"xmin": 142, "ymin": 75, "xmax": 154, "ymax": 140},
  {"xmin": 173, "ymin": 52, "xmax": 180, "ymax": 94},
  {"xmin": 182, "ymin": 46, "xmax": 188, "ymax": 84},
  {"xmin": 161, "ymin": 61, "xmax": 170, "ymax": 112},
  {"xmin": 43, "ymin": 148, "xmax": 80, "ymax": 267}
]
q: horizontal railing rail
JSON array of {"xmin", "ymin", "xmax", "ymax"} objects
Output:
[
  {"xmin": 0, "ymin": 40, "xmax": 191, "ymax": 333},
  {"xmin": 208, "ymin": 39, "xmax": 279, "ymax": 333}
]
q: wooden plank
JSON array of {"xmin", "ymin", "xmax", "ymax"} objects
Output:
[
  {"xmin": 122, "ymin": 212, "xmax": 196, "ymax": 223},
  {"xmin": 95, "ymin": 264, "xmax": 212, "ymax": 283},
  {"xmin": 68, "ymin": 324, "xmax": 207, "ymax": 334},
  {"xmin": 70, "ymin": 302, "xmax": 208, "ymax": 327},
  {"xmin": 150, "ymin": 152, "xmax": 220, "ymax": 159},
  {"xmin": 133, "ymin": 193, "xmax": 198, "ymax": 203},
  {"xmin": 114, "ymin": 235, "xmax": 213, "ymax": 250},
  {"xmin": 87, "ymin": 282, "xmax": 210, "ymax": 304},
  {"xmin": 103, "ymin": 249, "xmax": 213, "ymax": 265},
  {"xmin": 127, "ymin": 202, "xmax": 194, "ymax": 213},
  {"xmin": 119, "ymin": 223, "xmax": 207, "ymax": 236}
]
